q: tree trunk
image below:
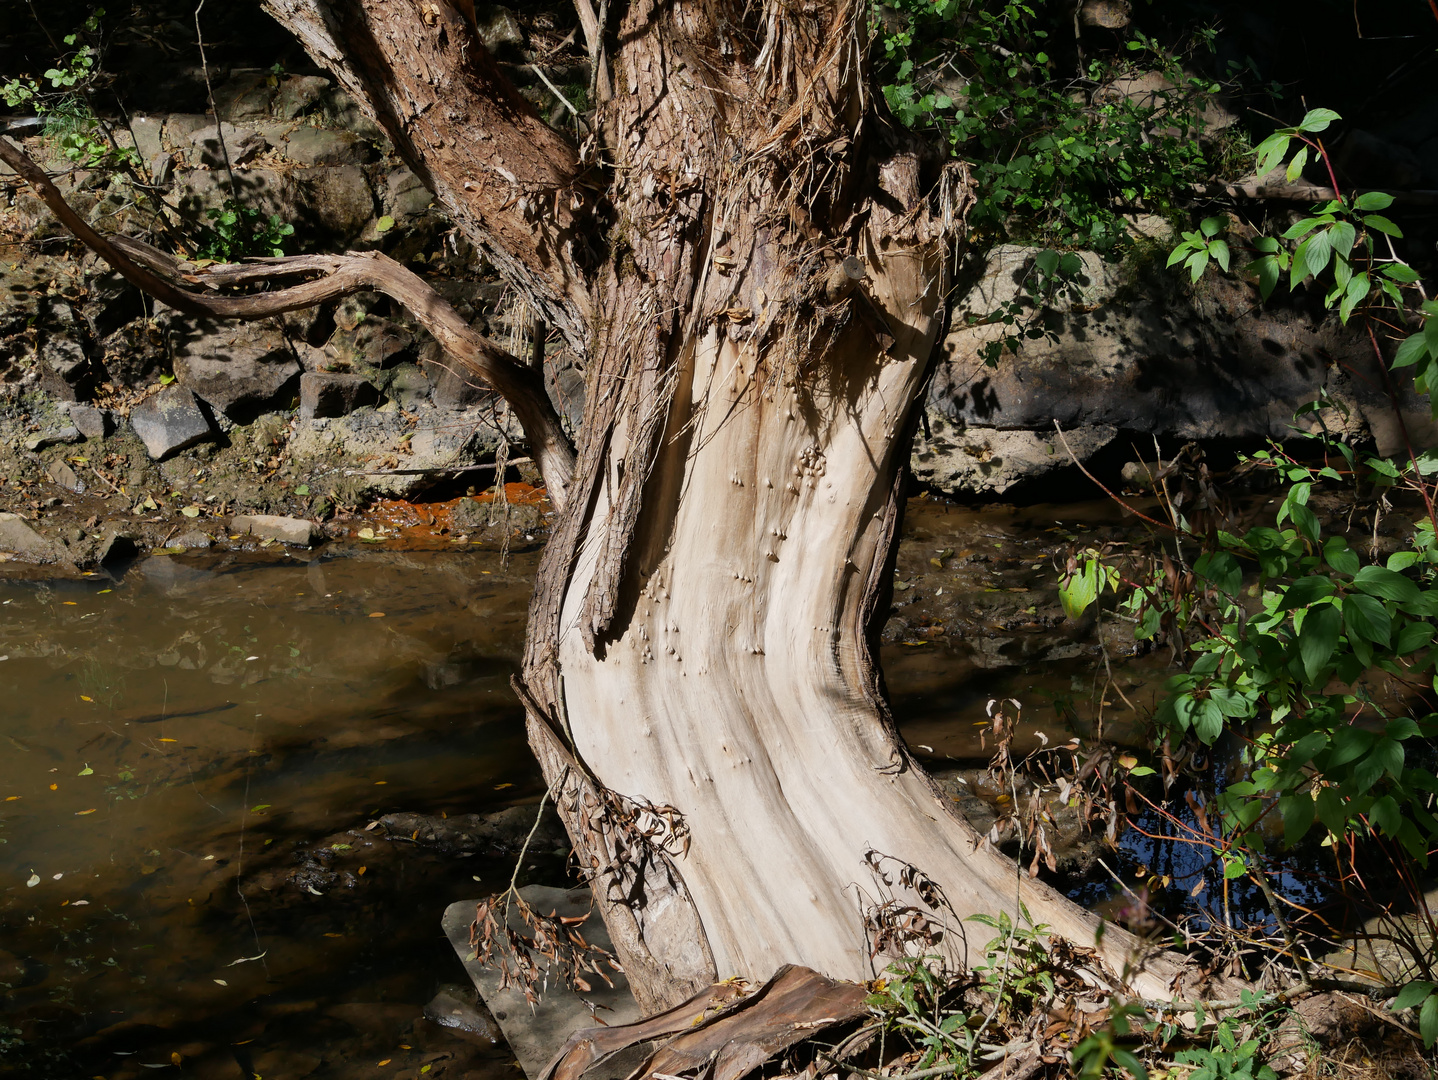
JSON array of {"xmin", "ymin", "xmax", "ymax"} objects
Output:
[{"xmin": 257, "ymin": 0, "xmax": 1206, "ymax": 1017}]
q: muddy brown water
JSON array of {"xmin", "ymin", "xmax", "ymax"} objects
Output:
[{"xmin": 0, "ymin": 494, "xmax": 1264, "ymax": 1076}]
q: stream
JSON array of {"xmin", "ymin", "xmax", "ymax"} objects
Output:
[{"xmin": 0, "ymin": 493, "xmax": 1280, "ymax": 1077}]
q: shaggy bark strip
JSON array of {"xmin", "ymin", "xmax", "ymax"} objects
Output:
[{"xmin": 262, "ymin": 0, "xmax": 595, "ymax": 353}]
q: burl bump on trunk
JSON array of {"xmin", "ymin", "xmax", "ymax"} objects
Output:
[{"xmin": 3, "ymin": 0, "xmax": 1210, "ymax": 1023}]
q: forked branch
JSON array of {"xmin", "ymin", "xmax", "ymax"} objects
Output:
[{"xmin": 0, "ymin": 136, "xmax": 575, "ymax": 508}]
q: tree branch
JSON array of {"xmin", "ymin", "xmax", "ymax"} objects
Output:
[
  {"xmin": 262, "ymin": 0, "xmax": 596, "ymax": 354},
  {"xmin": 0, "ymin": 135, "xmax": 575, "ymax": 509}
]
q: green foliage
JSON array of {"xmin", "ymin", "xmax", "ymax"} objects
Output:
[
  {"xmin": 874, "ymin": 0, "xmax": 1231, "ymax": 250},
  {"xmin": 1390, "ymin": 980, "xmax": 1438, "ymax": 1049},
  {"xmin": 1, "ymin": 9, "xmax": 136, "ymax": 169},
  {"xmin": 1171, "ymin": 997, "xmax": 1281, "ymax": 1080},
  {"xmin": 197, "ymin": 198, "xmax": 296, "ymax": 262},
  {"xmin": 1070, "ymin": 1003, "xmax": 1149, "ymax": 1080}
]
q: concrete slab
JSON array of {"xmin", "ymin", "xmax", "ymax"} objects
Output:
[{"xmin": 442, "ymin": 886, "xmax": 645, "ymax": 1080}]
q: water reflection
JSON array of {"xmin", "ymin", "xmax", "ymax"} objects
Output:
[{"xmin": 0, "ymin": 548, "xmax": 543, "ymax": 1077}]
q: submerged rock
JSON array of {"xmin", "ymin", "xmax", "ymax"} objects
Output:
[{"xmin": 229, "ymin": 514, "xmax": 321, "ymax": 546}]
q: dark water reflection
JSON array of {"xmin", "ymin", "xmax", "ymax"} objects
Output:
[{"xmin": 1, "ymin": 547, "xmax": 545, "ymax": 1078}]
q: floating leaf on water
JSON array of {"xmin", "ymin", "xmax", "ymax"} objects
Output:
[
  {"xmin": 98, "ymin": 589, "xmax": 111, "ymax": 594},
  {"xmin": 250, "ymin": 804, "xmax": 270, "ymax": 813},
  {"xmin": 202, "ymin": 854, "xmax": 215, "ymax": 861},
  {"xmin": 63, "ymin": 601, "xmax": 78, "ymax": 606},
  {"xmin": 4, "ymin": 796, "xmax": 19, "ymax": 801},
  {"xmin": 80, "ymin": 695, "xmax": 93, "ymax": 702},
  {"xmin": 26, "ymin": 873, "xmax": 39, "ymax": 887},
  {"xmin": 368, "ymin": 611, "xmax": 385, "ymax": 618},
  {"xmin": 52, "ymin": 872, "xmax": 63, "ymax": 880},
  {"xmin": 245, "ymin": 655, "xmax": 259, "ymax": 661},
  {"xmin": 181, "ymin": 505, "xmax": 201, "ymax": 518},
  {"xmin": 171, "ymin": 1053, "xmax": 182, "ymax": 1066},
  {"xmin": 158, "ymin": 738, "xmax": 177, "ymax": 743},
  {"xmin": 358, "ymin": 866, "xmax": 366, "ymax": 875},
  {"xmin": 377, "ymin": 1061, "xmax": 392, "ymax": 1068},
  {"xmin": 324, "ymin": 932, "xmax": 343, "ymax": 937},
  {"xmin": 213, "ymin": 978, "xmax": 228, "ymax": 985},
  {"xmin": 494, "ymin": 783, "xmax": 513, "ymax": 790},
  {"xmin": 331, "ymin": 843, "xmax": 351, "ymax": 850},
  {"xmin": 49, "ymin": 784, "xmax": 57, "ymax": 790},
  {"xmin": 76, "ymin": 809, "xmax": 96, "ymax": 815},
  {"xmin": 307, "ymin": 886, "xmax": 323, "ymax": 895},
  {"xmin": 374, "ymin": 780, "xmax": 387, "ymax": 785},
  {"xmin": 72, "ymin": 899, "xmax": 89, "ymax": 905},
  {"xmin": 357, "ymin": 527, "xmax": 376, "ymax": 540},
  {"xmin": 78, "ymin": 764, "xmax": 93, "ymax": 776},
  {"xmin": 226, "ymin": 951, "xmax": 267, "ymax": 966}
]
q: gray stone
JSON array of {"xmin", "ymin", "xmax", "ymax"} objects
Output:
[
  {"xmin": 422, "ymin": 989, "xmax": 502, "ymax": 1045},
  {"xmin": 473, "ymin": 5, "xmax": 527, "ymax": 54},
  {"xmin": 379, "ymin": 362, "xmax": 431, "ymax": 409},
  {"xmin": 229, "ymin": 514, "xmax": 320, "ymax": 546},
  {"xmin": 45, "ymin": 458, "xmax": 85, "ymax": 494},
  {"xmin": 421, "ymin": 340, "xmax": 492, "ymax": 410},
  {"xmin": 62, "ymin": 404, "xmax": 113, "ymax": 440},
  {"xmin": 384, "ymin": 167, "xmax": 433, "ymax": 220},
  {"xmin": 326, "ymin": 318, "xmax": 414, "ymax": 373},
  {"xmin": 123, "ymin": 115, "xmax": 165, "ymax": 163},
  {"xmin": 273, "ymin": 75, "xmax": 331, "ymax": 120},
  {"xmin": 173, "ymin": 167, "xmax": 376, "ymax": 247},
  {"xmin": 443, "ymin": 886, "xmax": 642, "ymax": 1080},
  {"xmin": 172, "ymin": 530, "xmax": 213, "ymax": 550},
  {"xmin": 0, "ymin": 514, "xmax": 58, "ymax": 562},
  {"xmin": 919, "ymin": 243, "xmax": 1434, "ymax": 494},
  {"xmin": 171, "ymin": 318, "xmax": 302, "ymax": 419},
  {"xmin": 299, "ymin": 372, "xmax": 380, "ymax": 419},
  {"xmin": 189, "ymin": 122, "xmax": 268, "ymax": 168},
  {"xmin": 280, "ymin": 127, "xmax": 369, "ymax": 166},
  {"xmin": 24, "ymin": 428, "xmax": 82, "ymax": 452},
  {"xmin": 212, "ymin": 73, "xmax": 275, "ymax": 121},
  {"xmin": 41, "ymin": 336, "xmax": 94, "ymax": 400},
  {"xmin": 129, "ymin": 385, "xmax": 215, "ymax": 460}
]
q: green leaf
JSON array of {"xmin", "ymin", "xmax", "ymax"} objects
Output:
[
  {"xmin": 1034, "ymin": 249, "xmax": 1059, "ymax": 276},
  {"xmin": 1297, "ymin": 107, "xmax": 1341, "ymax": 132},
  {"xmin": 1364, "ymin": 214, "xmax": 1402, "ymax": 237},
  {"xmin": 1328, "ymin": 221, "xmax": 1356, "ymax": 259},
  {"xmin": 1196, "ymin": 551, "xmax": 1242, "ymax": 595},
  {"xmin": 1285, "ymin": 144, "xmax": 1309, "ymax": 182},
  {"xmin": 1395, "ymin": 621, "xmax": 1435, "ymax": 655},
  {"xmin": 1200, "ymin": 216, "xmax": 1224, "ymax": 238},
  {"xmin": 1392, "ymin": 980, "xmax": 1436, "ymax": 1012},
  {"xmin": 1209, "ymin": 239, "xmax": 1230, "ymax": 273},
  {"xmin": 1353, "ymin": 565, "xmax": 1421, "ymax": 603},
  {"xmin": 1304, "ymin": 230, "xmax": 1333, "ymax": 279},
  {"xmin": 1343, "ymin": 593, "xmax": 1392, "ymax": 646},
  {"xmin": 1323, "ymin": 537, "xmax": 1360, "ymax": 576},
  {"xmin": 1299, "ymin": 602, "xmax": 1341, "ymax": 681},
  {"xmin": 1280, "ymin": 794, "xmax": 1315, "ymax": 847},
  {"xmin": 1281, "ymin": 575, "xmax": 1334, "ymax": 608},
  {"xmin": 1353, "ymin": 191, "xmax": 1394, "ymax": 211},
  {"xmin": 1254, "ymin": 132, "xmax": 1290, "ymax": 178}
]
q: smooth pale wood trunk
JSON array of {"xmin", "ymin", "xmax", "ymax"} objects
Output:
[{"xmin": 256, "ymin": 0, "xmax": 1201, "ymax": 1019}]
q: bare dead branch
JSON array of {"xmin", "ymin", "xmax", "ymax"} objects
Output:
[{"xmin": 0, "ymin": 135, "xmax": 575, "ymax": 509}]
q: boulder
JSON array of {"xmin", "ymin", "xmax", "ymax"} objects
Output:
[
  {"xmin": 189, "ymin": 122, "xmax": 268, "ymax": 168},
  {"xmin": 171, "ymin": 318, "xmax": 302, "ymax": 420},
  {"xmin": 273, "ymin": 75, "xmax": 331, "ymax": 120},
  {"xmin": 128, "ymin": 385, "xmax": 215, "ymax": 460},
  {"xmin": 174, "ymin": 166, "xmax": 376, "ymax": 247},
  {"xmin": 230, "ymin": 514, "xmax": 321, "ymax": 546},
  {"xmin": 280, "ymin": 127, "xmax": 370, "ymax": 166},
  {"xmin": 919, "ymin": 244, "xmax": 1432, "ymax": 494},
  {"xmin": 421, "ymin": 340, "xmax": 491, "ymax": 410},
  {"xmin": 62, "ymin": 404, "xmax": 113, "ymax": 440},
  {"xmin": 40, "ymin": 336, "xmax": 95, "ymax": 401},
  {"xmin": 299, "ymin": 372, "xmax": 380, "ymax": 419},
  {"xmin": 44, "ymin": 458, "xmax": 85, "ymax": 494},
  {"xmin": 24, "ymin": 428, "xmax": 82, "ymax": 452},
  {"xmin": 0, "ymin": 514, "xmax": 58, "ymax": 562},
  {"xmin": 384, "ymin": 167, "xmax": 433, "ymax": 220}
]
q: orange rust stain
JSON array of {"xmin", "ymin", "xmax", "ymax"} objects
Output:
[{"xmin": 359, "ymin": 486, "xmax": 551, "ymax": 549}]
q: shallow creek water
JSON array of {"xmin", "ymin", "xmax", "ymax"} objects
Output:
[{"xmin": 0, "ymin": 494, "xmax": 1241, "ymax": 1077}]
